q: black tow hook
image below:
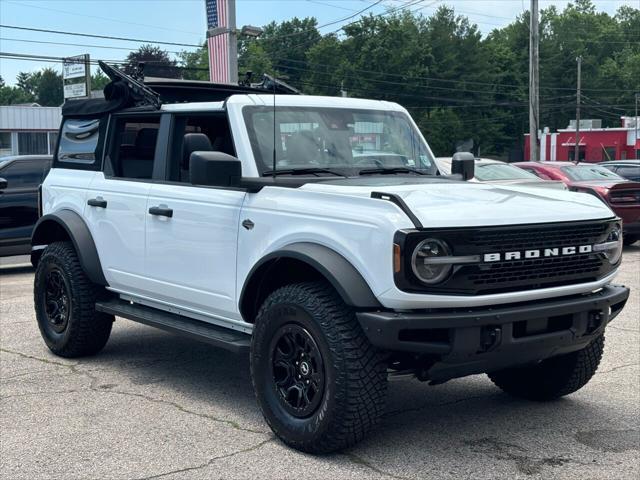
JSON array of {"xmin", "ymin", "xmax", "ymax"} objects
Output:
[{"xmin": 479, "ymin": 326, "xmax": 502, "ymax": 353}]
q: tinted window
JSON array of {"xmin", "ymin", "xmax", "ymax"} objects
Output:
[
  {"xmin": 0, "ymin": 132, "xmax": 12, "ymax": 157},
  {"xmin": 18, "ymin": 132, "xmax": 48, "ymax": 155},
  {"xmin": 0, "ymin": 159, "xmax": 49, "ymax": 188},
  {"xmin": 58, "ymin": 119, "xmax": 100, "ymax": 164},
  {"xmin": 561, "ymin": 165, "xmax": 623, "ymax": 181},
  {"xmin": 475, "ymin": 163, "xmax": 539, "ymax": 181},
  {"xmin": 615, "ymin": 165, "xmax": 640, "ymax": 180},
  {"xmin": 109, "ymin": 116, "xmax": 160, "ymax": 180}
]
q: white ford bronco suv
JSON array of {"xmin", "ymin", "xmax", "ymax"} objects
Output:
[{"xmin": 32, "ymin": 64, "xmax": 630, "ymax": 453}]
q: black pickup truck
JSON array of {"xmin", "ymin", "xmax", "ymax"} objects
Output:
[{"xmin": 0, "ymin": 155, "xmax": 52, "ymax": 257}]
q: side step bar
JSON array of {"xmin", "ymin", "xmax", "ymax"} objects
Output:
[{"xmin": 95, "ymin": 299, "xmax": 251, "ymax": 354}]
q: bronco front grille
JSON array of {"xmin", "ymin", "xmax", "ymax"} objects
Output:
[{"xmin": 395, "ymin": 219, "xmax": 617, "ymax": 295}]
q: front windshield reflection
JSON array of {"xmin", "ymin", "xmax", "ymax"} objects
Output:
[{"xmin": 243, "ymin": 106, "xmax": 437, "ymax": 176}]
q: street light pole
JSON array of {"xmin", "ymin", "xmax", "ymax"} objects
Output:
[
  {"xmin": 529, "ymin": 0, "xmax": 540, "ymax": 162},
  {"xmin": 635, "ymin": 92, "xmax": 639, "ymax": 159},
  {"xmin": 575, "ymin": 56, "xmax": 582, "ymax": 163}
]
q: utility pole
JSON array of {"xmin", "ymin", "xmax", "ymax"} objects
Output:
[
  {"xmin": 635, "ymin": 92, "xmax": 639, "ymax": 159},
  {"xmin": 529, "ymin": 0, "xmax": 540, "ymax": 161},
  {"xmin": 575, "ymin": 56, "xmax": 582, "ymax": 162}
]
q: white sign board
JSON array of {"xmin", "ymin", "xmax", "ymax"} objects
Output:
[
  {"xmin": 63, "ymin": 58, "xmax": 86, "ymax": 80},
  {"xmin": 64, "ymin": 82, "xmax": 87, "ymax": 99}
]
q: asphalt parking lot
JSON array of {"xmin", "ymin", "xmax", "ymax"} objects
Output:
[{"xmin": 1, "ymin": 248, "xmax": 638, "ymax": 480}]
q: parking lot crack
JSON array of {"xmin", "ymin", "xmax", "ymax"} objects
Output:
[
  {"xmin": 93, "ymin": 387, "xmax": 268, "ymax": 434},
  {"xmin": 0, "ymin": 347, "xmax": 77, "ymax": 369},
  {"xmin": 384, "ymin": 393, "xmax": 492, "ymax": 419},
  {"xmin": 597, "ymin": 362, "xmax": 639, "ymax": 374},
  {"xmin": 130, "ymin": 438, "xmax": 273, "ymax": 480},
  {"xmin": 344, "ymin": 452, "xmax": 411, "ymax": 479}
]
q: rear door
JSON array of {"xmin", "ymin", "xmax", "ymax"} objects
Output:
[
  {"xmin": 143, "ymin": 112, "xmax": 246, "ymax": 322},
  {"xmin": 84, "ymin": 113, "xmax": 166, "ymax": 295}
]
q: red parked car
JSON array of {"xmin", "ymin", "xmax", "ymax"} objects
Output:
[{"xmin": 514, "ymin": 161, "xmax": 640, "ymax": 245}]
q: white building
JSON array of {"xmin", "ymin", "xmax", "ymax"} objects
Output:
[{"xmin": 0, "ymin": 105, "xmax": 62, "ymax": 157}]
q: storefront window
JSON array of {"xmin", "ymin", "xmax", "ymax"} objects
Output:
[
  {"xmin": 48, "ymin": 132, "xmax": 59, "ymax": 154},
  {"xmin": 17, "ymin": 132, "xmax": 49, "ymax": 155},
  {"xmin": 0, "ymin": 132, "xmax": 12, "ymax": 157}
]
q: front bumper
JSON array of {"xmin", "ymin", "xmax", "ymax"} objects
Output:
[{"xmin": 357, "ymin": 284, "xmax": 629, "ymax": 382}]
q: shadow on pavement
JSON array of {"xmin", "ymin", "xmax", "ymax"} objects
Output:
[{"xmin": 82, "ymin": 321, "xmax": 631, "ymax": 464}]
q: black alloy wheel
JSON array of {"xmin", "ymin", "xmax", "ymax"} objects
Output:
[
  {"xmin": 251, "ymin": 281, "xmax": 388, "ymax": 453},
  {"xmin": 34, "ymin": 241, "xmax": 113, "ymax": 357},
  {"xmin": 43, "ymin": 267, "xmax": 71, "ymax": 334},
  {"xmin": 270, "ymin": 323, "xmax": 325, "ymax": 418}
]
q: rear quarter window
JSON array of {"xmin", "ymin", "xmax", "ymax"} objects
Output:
[{"xmin": 54, "ymin": 118, "xmax": 104, "ymax": 170}]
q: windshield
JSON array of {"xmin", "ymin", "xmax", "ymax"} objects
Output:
[
  {"xmin": 475, "ymin": 163, "xmax": 539, "ymax": 181},
  {"xmin": 561, "ymin": 165, "xmax": 624, "ymax": 181},
  {"xmin": 243, "ymin": 106, "xmax": 437, "ymax": 176}
]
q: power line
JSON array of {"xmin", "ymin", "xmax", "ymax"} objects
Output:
[
  {"xmin": 0, "ymin": 24, "xmax": 202, "ymax": 48},
  {"xmin": 0, "ymin": 37, "xmax": 184, "ymax": 55},
  {"xmin": 4, "ymin": 0, "xmax": 203, "ymax": 38}
]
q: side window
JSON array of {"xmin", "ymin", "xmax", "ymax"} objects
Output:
[
  {"xmin": 168, "ymin": 113, "xmax": 235, "ymax": 183},
  {"xmin": 18, "ymin": 132, "xmax": 48, "ymax": 155},
  {"xmin": 57, "ymin": 119, "xmax": 100, "ymax": 165},
  {"xmin": 0, "ymin": 159, "xmax": 48, "ymax": 189},
  {"xmin": 109, "ymin": 116, "xmax": 161, "ymax": 180},
  {"xmin": 616, "ymin": 166, "xmax": 640, "ymax": 180}
]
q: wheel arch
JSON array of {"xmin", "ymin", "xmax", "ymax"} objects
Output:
[
  {"xmin": 239, "ymin": 242, "xmax": 381, "ymax": 323},
  {"xmin": 31, "ymin": 210, "xmax": 108, "ymax": 286}
]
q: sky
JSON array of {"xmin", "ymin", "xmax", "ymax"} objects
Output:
[{"xmin": 0, "ymin": 0, "xmax": 636, "ymax": 85}]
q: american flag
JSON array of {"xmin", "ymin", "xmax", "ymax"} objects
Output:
[{"xmin": 206, "ymin": 0, "xmax": 230, "ymax": 83}]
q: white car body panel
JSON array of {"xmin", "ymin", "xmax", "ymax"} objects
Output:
[
  {"xmin": 144, "ymin": 183, "xmax": 246, "ymax": 319},
  {"xmin": 84, "ymin": 172, "xmax": 151, "ymax": 294}
]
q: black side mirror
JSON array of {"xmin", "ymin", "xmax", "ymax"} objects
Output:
[
  {"xmin": 451, "ymin": 152, "xmax": 475, "ymax": 180},
  {"xmin": 190, "ymin": 152, "xmax": 242, "ymax": 188},
  {"xmin": 0, "ymin": 177, "xmax": 7, "ymax": 190}
]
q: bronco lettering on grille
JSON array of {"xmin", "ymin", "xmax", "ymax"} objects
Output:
[{"xmin": 483, "ymin": 245, "xmax": 593, "ymax": 262}]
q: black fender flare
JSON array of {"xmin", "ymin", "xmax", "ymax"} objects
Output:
[
  {"xmin": 239, "ymin": 242, "xmax": 381, "ymax": 321},
  {"xmin": 31, "ymin": 210, "xmax": 108, "ymax": 286}
]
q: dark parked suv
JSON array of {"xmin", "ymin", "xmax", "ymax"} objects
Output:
[{"xmin": 0, "ymin": 155, "xmax": 52, "ymax": 257}]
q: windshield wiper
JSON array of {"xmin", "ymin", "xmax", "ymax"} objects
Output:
[
  {"xmin": 262, "ymin": 167, "xmax": 346, "ymax": 177},
  {"xmin": 358, "ymin": 167, "xmax": 427, "ymax": 176}
]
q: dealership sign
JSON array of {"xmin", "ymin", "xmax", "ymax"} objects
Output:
[
  {"xmin": 64, "ymin": 83, "xmax": 87, "ymax": 99},
  {"xmin": 63, "ymin": 54, "xmax": 91, "ymax": 99}
]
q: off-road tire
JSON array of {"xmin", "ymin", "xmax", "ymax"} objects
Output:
[
  {"xmin": 250, "ymin": 281, "xmax": 388, "ymax": 453},
  {"xmin": 34, "ymin": 241, "xmax": 113, "ymax": 357},
  {"xmin": 488, "ymin": 334, "xmax": 605, "ymax": 401}
]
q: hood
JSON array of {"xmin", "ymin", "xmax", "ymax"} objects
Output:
[
  {"xmin": 482, "ymin": 178, "xmax": 566, "ymax": 190},
  {"xmin": 301, "ymin": 180, "xmax": 615, "ymax": 228},
  {"xmin": 571, "ymin": 180, "xmax": 640, "ymax": 190}
]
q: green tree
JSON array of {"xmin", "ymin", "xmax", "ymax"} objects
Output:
[
  {"xmin": 178, "ymin": 42, "xmax": 209, "ymax": 81},
  {"xmin": 123, "ymin": 45, "xmax": 180, "ymax": 79},
  {"xmin": 0, "ymin": 75, "xmax": 35, "ymax": 105},
  {"xmin": 36, "ymin": 68, "xmax": 63, "ymax": 106},
  {"xmin": 91, "ymin": 70, "xmax": 111, "ymax": 91},
  {"xmin": 241, "ymin": 17, "xmax": 322, "ymax": 86}
]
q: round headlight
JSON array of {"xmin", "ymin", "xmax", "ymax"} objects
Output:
[
  {"xmin": 604, "ymin": 224, "xmax": 623, "ymax": 264},
  {"xmin": 411, "ymin": 238, "xmax": 452, "ymax": 284}
]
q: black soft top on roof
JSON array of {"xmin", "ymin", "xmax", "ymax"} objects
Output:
[{"xmin": 62, "ymin": 62, "xmax": 299, "ymax": 119}]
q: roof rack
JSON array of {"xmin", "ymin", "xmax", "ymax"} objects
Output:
[
  {"xmin": 61, "ymin": 63, "xmax": 302, "ymax": 118},
  {"xmin": 144, "ymin": 73, "xmax": 300, "ymax": 104}
]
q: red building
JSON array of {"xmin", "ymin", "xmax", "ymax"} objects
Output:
[{"xmin": 524, "ymin": 117, "xmax": 640, "ymax": 162}]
